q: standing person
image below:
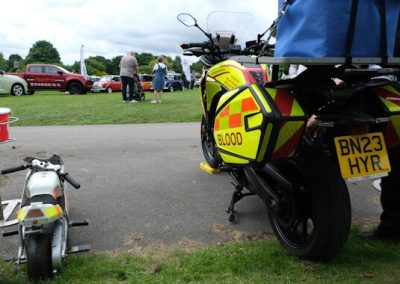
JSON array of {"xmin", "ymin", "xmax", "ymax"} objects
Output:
[
  {"xmin": 119, "ymin": 50, "xmax": 139, "ymax": 103},
  {"xmin": 151, "ymin": 56, "xmax": 167, "ymax": 104},
  {"xmin": 363, "ymin": 148, "xmax": 400, "ymax": 242},
  {"xmin": 359, "ymin": 70, "xmax": 400, "ymax": 243},
  {"xmin": 190, "ymin": 70, "xmax": 196, "ymax": 89}
]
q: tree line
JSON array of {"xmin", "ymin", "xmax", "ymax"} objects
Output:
[{"xmin": 0, "ymin": 40, "xmax": 202, "ymax": 76}]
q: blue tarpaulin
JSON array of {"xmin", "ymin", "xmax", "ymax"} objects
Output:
[{"xmin": 275, "ymin": 0, "xmax": 400, "ymax": 58}]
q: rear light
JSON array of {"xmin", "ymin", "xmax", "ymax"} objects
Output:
[
  {"xmin": 26, "ymin": 209, "xmax": 44, "ymax": 218},
  {"xmin": 18, "ymin": 204, "xmax": 63, "ymax": 225}
]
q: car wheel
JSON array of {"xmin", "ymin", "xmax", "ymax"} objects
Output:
[
  {"xmin": 11, "ymin": 83, "xmax": 25, "ymax": 96},
  {"xmin": 107, "ymin": 87, "xmax": 113, "ymax": 94},
  {"xmin": 67, "ymin": 82, "xmax": 83, "ymax": 94},
  {"xmin": 27, "ymin": 90, "xmax": 35, "ymax": 95},
  {"xmin": 169, "ymin": 86, "xmax": 174, "ymax": 92}
]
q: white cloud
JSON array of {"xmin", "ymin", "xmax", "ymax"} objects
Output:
[{"xmin": 1, "ymin": 0, "xmax": 278, "ymax": 65}]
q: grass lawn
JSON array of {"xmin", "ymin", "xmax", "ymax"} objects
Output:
[
  {"xmin": 0, "ymin": 89, "xmax": 203, "ymax": 126},
  {"xmin": 1, "ymin": 229, "xmax": 399, "ymax": 283}
]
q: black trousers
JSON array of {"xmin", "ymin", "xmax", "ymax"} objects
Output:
[
  {"xmin": 121, "ymin": 76, "xmax": 134, "ymax": 101},
  {"xmin": 379, "ymin": 147, "xmax": 400, "ymax": 236}
]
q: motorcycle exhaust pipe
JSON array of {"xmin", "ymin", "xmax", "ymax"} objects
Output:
[{"xmin": 244, "ymin": 164, "xmax": 299, "ymax": 226}]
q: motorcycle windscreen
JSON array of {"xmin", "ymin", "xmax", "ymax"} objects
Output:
[{"xmin": 213, "ymin": 85, "xmax": 275, "ymax": 165}]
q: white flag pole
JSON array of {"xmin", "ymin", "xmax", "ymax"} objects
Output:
[
  {"xmin": 80, "ymin": 44, "xmax": 88, "ymax": 78},
  {"xmin": 181, "ymin": 57, "xmax": 191, "ymax": 83}
]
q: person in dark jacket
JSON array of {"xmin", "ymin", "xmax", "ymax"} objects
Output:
[
  {"xmin": 360, "ymin": 148, "xmax": 400, "ymax": 242},
  {"xmin": 119, "ymin": 51, "xmax": 139, "ymax": 103}
]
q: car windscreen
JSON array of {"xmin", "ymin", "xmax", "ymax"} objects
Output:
[
  {"xmin": 99, "ymin": 76, "xmax": 112, "ymax": 82},
  {"xmin": 141, "ymin": 75, "xmax": 153, "ymax": 81}
]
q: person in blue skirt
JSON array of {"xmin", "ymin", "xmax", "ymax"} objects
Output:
[{"xmin": 151, "ymin": 56, "xmax": 167, "ymax": 103}]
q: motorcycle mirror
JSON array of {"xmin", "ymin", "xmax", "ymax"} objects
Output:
[
  {"xmin": 177, "ymin": 12, "xmax": 214, "ymax": 43},
  {"xmin": 177, "ymin": 13, "xmax": 197, "ymax": 27}
]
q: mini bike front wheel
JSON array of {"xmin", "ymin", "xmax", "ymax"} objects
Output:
[{"xmin": 26, "ymin": 234, "xmax": 53, "ymax": 281}]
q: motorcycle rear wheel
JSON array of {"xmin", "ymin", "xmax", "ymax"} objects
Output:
[
  {"xmin": 26, "ymin": 234, "xmax": 53, "ymax": 281},
  {"xmin": 268, "ymin": 144, "xmax": 351, "ymax": 261},
  {"xmin": 200, "ymin": 115, "xmax": 221, "ymax": 168}
]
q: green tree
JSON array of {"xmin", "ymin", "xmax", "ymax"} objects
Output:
[
  {"xmin": 69, "ymin": 61, "xmax": 80, "ymax": 73},
  {"xmin": 136, "ymin": 53, "xmax": 154, "ymax": 66},
  {"xmin": 25, "ymin": 40, "xmax": 61, "ymax": 64},
  {"xmin": 0, "ymin": 52, "xmax": 7, "ymax": 71},
  {"xmin": 62, "ymin": 52, "xmax": 194, "ymax": 76},
  {"xmin": 69, "ymin": 56, "xmax": 109, "ymax": 76},
  {"xmin": 7, "ymin": 54, "xmax": 23, "ymax": 71},
  {"xmin": 86, "ymin": 58, "xmax": 107, "ymax": 76},
  {"xmin": 90, "ymin": 56, "xmax": 108, "ymax": 67},
  {"xmin": 107, "ymin": 56, "xmax": 122, "ymax": 75},
  {"xmin": 172, "ymin": 56, "xmax": 182, "ymax": 73},
  {"xmin": 190, "ymin": 61, "xmax": 203, "ymax": 73}
]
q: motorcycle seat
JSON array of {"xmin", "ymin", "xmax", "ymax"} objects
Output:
[{"xmin": 22, "ymin": 194, "xmax": 58, "ymax": 207}]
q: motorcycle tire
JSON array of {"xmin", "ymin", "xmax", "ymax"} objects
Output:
[
  {"xmin": 268, "ymin": 144, "xmax": 351, "ymax": 261},
  {"xmin": 26, "ymin": 234, "xmax": 53, "ymax": 281},
  {"xmin": 200, "ymin": 115, "xmax": 221, "ymax": 168}
]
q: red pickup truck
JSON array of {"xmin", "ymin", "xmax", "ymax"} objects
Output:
[{"xmin": 8, "ymin": 64, "xmax": 93, "ymax": 94}]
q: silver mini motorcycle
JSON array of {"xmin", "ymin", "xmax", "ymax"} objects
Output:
[{"xmin": 1, "ymin": 154, "xmax": 90, "ymax": 281}]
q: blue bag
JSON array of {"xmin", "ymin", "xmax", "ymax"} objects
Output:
[{"xmin": 275, "ymin": 0, "xmax": 400, "ymax": 58}]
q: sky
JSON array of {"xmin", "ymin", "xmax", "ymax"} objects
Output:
[{"xmin": 0, "ymin": 0, "xmax": 278, "ymax": 65}]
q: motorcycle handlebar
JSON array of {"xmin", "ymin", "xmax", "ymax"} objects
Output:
[
  {"xmin": 0, "ymin": 165, "xmax": 28, "ymax": 175},
  {"xmin": 181, "ymin": 42, "xmax": 274, "ymax": 57},
  {"xmin": 181, "ymin": 42, "xmax": 210, "ymax": 49},
  {"xmin": 63, "ymin": 173, "xmax": 81, "ymax": 189}
]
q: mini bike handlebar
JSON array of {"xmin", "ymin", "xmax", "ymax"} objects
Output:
[
  {"xmin": 0, "ymin": 165, "xmax": 28, "ymax": 175},
  {"xmin": 62, "ymin": 173, "xmax": 81, "ymax": 189}
]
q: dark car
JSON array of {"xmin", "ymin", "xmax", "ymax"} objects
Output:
[
  {"xmin": 151, "ymin": 73, "xmax": 185, "ymax": 92},
  {"xmin": 165, "ymin": 73, "xmax": 185, "ymax": 92}
]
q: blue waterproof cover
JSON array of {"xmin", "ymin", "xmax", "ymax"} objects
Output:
[{"xmin": 275, "ymin": 0, "xmax": 400, "ymax": 58}]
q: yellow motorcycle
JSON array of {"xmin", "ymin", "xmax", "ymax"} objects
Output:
[{"xmin": 178, "ymin": 12, "xmax": 398, "ymax": 260}]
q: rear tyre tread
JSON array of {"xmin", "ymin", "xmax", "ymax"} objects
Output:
[
  {"xmin": 26, "ymin": 234, "xmax": 53, "ymax": 281},
  {"xmin": 269, "ymin": 144, "xmax": 351, "ymax": 261}
]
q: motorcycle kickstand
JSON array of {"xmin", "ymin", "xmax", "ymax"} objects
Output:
[{"xmin": 227, "ymin": 183, "xmax": 255, "ymax": 223}]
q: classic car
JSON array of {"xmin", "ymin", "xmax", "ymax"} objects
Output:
[{"xmin": 92, "ymin": 75, "xmax": 122, "ymax": 93}]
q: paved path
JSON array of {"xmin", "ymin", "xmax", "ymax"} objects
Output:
[{"xmin": 0, "ymin": 123, "xmax": 382, "ymax": 256}]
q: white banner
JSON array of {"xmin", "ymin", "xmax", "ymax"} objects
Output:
[
  {"xmin": 181, "ymin": 57, "xmax": 190, "ymax": 82},
  {"xmin": 80, "ymin": 44, "xmax": 88, "ymax": 78}
]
